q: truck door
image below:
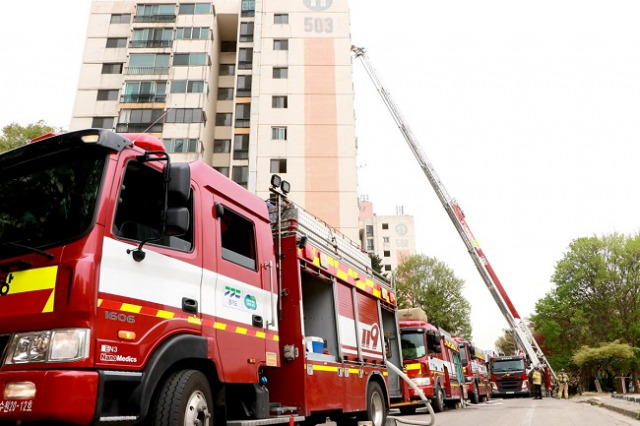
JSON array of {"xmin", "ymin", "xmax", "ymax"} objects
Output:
[{"xmin": 380, "ymin": 304, "xmax": 402, "ymax": 399}]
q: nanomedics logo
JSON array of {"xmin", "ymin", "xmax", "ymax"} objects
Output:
[{"xmin": 100, "ymin": 353, "xmax": 138, "ymax": 363}]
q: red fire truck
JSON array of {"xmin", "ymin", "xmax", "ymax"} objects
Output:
[
  {"xmin": 489, "ymin": 354, "xmax": 531, "ymax": 397},
  {"xmin": 395, "ymin": 309, "xmax": 465, "ymax": 413},
  {"xmin": 0, "ymin": 129, "xmax": 403, "ymax": 426},
  {"xmin": 453, "ymin": 337, "xmax": 490, "ymax": 404}
]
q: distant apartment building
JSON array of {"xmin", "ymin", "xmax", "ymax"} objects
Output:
[
  {"xmin": 359, "ymin": 197, "xmax": 416, "ymax": 273},
  {"xmin": 70, "ymin": 0, "xmax": 359, "ymax": 240}
]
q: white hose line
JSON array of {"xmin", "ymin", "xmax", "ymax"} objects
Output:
[{"xmin": 386, "ymin": 362, "xmax": 436, "ymax": 426}]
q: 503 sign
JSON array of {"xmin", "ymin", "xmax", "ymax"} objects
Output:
[{"xmin": 304, "ymin": 17, "xmax": 333, "ymax": 33}]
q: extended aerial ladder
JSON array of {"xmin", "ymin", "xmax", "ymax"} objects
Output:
[{"xmin": 352, "ymin": 46, "xmax": 556, "ymax": 381}]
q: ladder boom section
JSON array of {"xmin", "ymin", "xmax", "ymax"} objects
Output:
[{"xmin": 353, "ymin": 46, "xmax": 555, "ymax": 378}]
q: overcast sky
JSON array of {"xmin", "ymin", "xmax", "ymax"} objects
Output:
[{"xmin": 2, "ymin": 1, "xmax": 640, "ymax": 351}]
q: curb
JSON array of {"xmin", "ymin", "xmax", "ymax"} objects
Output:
[{"xmin": 580, "ymin": 396, "xmax": 640, "ymax": 421}]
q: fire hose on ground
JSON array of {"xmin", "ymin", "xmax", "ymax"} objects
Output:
[{"xmin": 386, "ymin": 362, "xmax": 436, "ymax": 426}]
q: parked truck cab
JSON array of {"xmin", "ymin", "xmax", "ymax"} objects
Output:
[{"xmin": 489, "ymin": 354, "xmax": 531, "ymax": 397}]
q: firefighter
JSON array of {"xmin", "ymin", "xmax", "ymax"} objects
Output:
[
  {"xmin": 557, "ymin": 368, "xmax": 569, "ymax": 399},
  {"xmin": 531, "ymin": 366, "xmax": 543, "ymax": 399}
]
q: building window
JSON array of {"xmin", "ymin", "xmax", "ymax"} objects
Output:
[
  {"xmin": 220, "ymin": 64, "xmax": 235, "ymax": 75},
  {"xmin": 91, "ymin": 117, "xmax": 114, "ymax": 129},
  {"xmin": 163, "ymin": 138, "xmax": 199, "ymax": 152},
  {"xmin": 110, "ymin": 14, "xmax": 131, "ymax": 24},
  {"xmin": 384, "ymin": 265, "xmax": 392, "ymax": 272},
  {"xmin": 232, "ymin": 166, "xmax": 248, "ymax": 188},
  {"xmin": 165, "ymin": 108, "xmax": 204, "ymax": 123},
  {"xmin": 271, "ymin": 127, "xmax": 287, "ymax": 140},
  {"xmin": 176, "ymin": 27, "xmax": 210, "ymax": 40},
  {"xmin": 173, "ymin": 53, "xmax": 208, "ymax": 66},
  {"xmin": 274, "ymin": 13, "xmax": 289, "ymax": 24},
  {"xmin": 383, "ymin": 251, "xmax": 391, "ymax": 257},
  {"xmin": 366, "ymin": 239, "xmax": 374, "ymax": 251},
  {"xmin": 273, "ymin": 39, "xmax": 289, "ymax": 51},
  {"xmin": 272, "ymin": 67, "xmax": 288, "ymax": 79},
  {"xmin": 383, "ymin": 237, "xmax": 390, "ymax": 243},
  {"xmin": 241, "ymin": 0, "xmax": 255, "ymax": 17},
  {"xmin": 382, "ymin": 223, "xmax": 389, "ymax": 230},
  {"xmin": 235, "ymin": 104, "xmax": 251, "ymax": 128},
  {"xmin": 131, "ymin": 28, "xmax": 173, "ymax": 47},
  {"xmin": 217, "ymin": 88, "xmax": 234, "ymax": 100},
  {"xmin": 236, "ymin": 75, "xmax": 252, "ymax": 97},
  {"xmin": 214, "ymin": 139, "xmax": 230, "ymax": 153},
  {"xmin": 239, "ymin": 22, "xmax": 254, "ymax": 42},
  {"xmin": 135, "ymin": 4, "xmax": 176, "ymax": 20},
  {"xmin": 272, "ymin": 96, "xmax": 288, "ymax": 108},
  {"xmin": 233, "ymin": 134, "xmax": 249, "ymax": 160},
  {"xmin": 97, "ymin": 89, "xmax": 119, "ymax": 101},
  {"xmin": 170, "ymin": 80, "xmax": 205, "ymax": 93},
  {"xmin": 238, "ymin": 48, "xmax": 253, "ymax": 69},
  {"xmin": 116, "ymin": 108, "xmax": 164, "ymax": 132},
  {"xmin": 179, "ymin": 3, "xmax": 211, "ymax": 14},
  {"xmin": 214, "ymin": 167, "xmax": 229, "ymax": 177},
  {"xmin": 366, "ymin": 225, "xmax": 373, "ymax": 237},
  {"xmin": 270, "ymin": 159, "xmax": 287, "ymax": 173},
  {"xmin": 106, "ymin": 37, "xmax": 127, "ymax": 48},
  {"xmin": 127, "ymin": 54, "xmax": 170, "ymax": 74},
  {"xmin": 221, "ymin": 41, "xmax": 237, "ymax": 52},
  {"xmin": 101, "ymin": 63, "xmax": 123, "ymax": 74},
  {"xmin": 215, "ymin": 113, "xmax": 232, "ymax": 126},
  {"xmin": 123, "ymin": 81, "xmax": 167, "ymax": 103}
]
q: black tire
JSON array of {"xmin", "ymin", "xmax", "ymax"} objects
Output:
[
  {"xmin": 399, "ymin": 406, "xmax": 416, "ymax": 416},
  {"xmin": 469, "ymin": 382, "xmax": 479, "ymax": 404},
  {"xmin": 152, "ymin": 369, "xmax": 213, "ymax": 426},
  {"xmin": 431, "ymin": 385, "xmax": 445, "ymax": 413},
  {"xmin": 364, "ymin": 382, "xmax": 387, "ymax": 426}
]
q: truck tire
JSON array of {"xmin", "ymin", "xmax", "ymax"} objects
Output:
[
  {"xmin": 364, "ymin": 382, "xmax": 387, "ymax": 426},
  {"xmin": 152, "ymin": 369, "xmax": 213, "ymax": 426},
  {"xmin": 432, "ymin": 385, "xmax": 445, "ymax": 413},
  {"xmin": 469, "ymin": 381, "xmax": 479, "ymax": 404}
]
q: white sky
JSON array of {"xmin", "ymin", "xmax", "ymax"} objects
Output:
[{"xmin": 2, "ymin": 1, "xmax": 640, "ymax": 351}]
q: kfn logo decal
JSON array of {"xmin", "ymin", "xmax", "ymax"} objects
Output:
[{"xmin": 244, "ymin": 295, "xmax": 257, "ymax": 310}]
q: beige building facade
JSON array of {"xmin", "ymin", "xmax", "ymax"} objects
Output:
[
  {"xmin": 70, "ymin": 0, "xmax": 359, "ymax": 240},
  {"xmin": 359, "ymin": 198, "xmax": 416, "ymax": 273}
]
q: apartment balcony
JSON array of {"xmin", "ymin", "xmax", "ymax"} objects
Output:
[
  {"xmin": 120, "ymin": 94, "xmax": 167, "ymax": 103},
  {"xmin": 125, "ymin": 67, "xmax": 169, "ymax": 75},
  {"xmin": 129, "ymin": 40, "xmax": 173, "ymax": 48},
  {"xmin": 133, "ymin": 14, "xmax": 176, "ymax": 23},
  {"xmin": 116, "ymin": 123, "xmax": 163, "ymax": 133},
  {"xmin": 234, "ymin": 118, "xmax": 250, "ymax": 128}
]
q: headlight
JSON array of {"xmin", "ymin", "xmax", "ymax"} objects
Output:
[
  {"xmin": 412, "ymin": 377, "xmax": 431, "ymax": 387},
  {"xmin": 5, "ymin": 329, "xmax": 90, "ymax": 365}
]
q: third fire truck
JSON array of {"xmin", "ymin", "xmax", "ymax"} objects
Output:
[{"xmin": 453, "ymin": 336, "xmax": 490, "ymax": 404}]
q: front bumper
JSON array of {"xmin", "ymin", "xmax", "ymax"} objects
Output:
[{"xmin": 0, "ymin": 370, "xmax": 98, "ymax": 425}]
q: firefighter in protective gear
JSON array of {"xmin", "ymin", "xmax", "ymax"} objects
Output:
[
  {"xmin": 531, "ymin": 366, "xmax": 543, "ymax": 399},
  {"xmin": 557, "ymin": 368, "xmax": 569, "ymax": 399}
]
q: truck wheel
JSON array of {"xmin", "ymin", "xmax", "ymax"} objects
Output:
[
  {"xmin": 364, "ymin": 382, "xmax": 387, "ymax": 426},
  {"xmin": 152, "ymin": 369, "xmax": 213, "ymax": 426},
  {"xmin": 469, "ymin": 382, "xmax": 479, "ymax": 404},
  {"xmin": 432, "ymin": 385, "xmax": 445, "ymax": 413}
]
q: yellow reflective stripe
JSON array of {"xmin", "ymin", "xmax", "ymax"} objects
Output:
[
  {"xmin": 8, "ymin": 266, "xmax": 57, "ymax": 294},
  {"xmin": 406, "ymin": 363, "xmax": 422, "ymax": 371},
  {"xmin": 187, "ymin": 316, "xmax": 202, "ymax": 325},
  {"xmin": 255, "ymin": 331, "xmax": 266, "ymax": 339},
  {"xmin": 120, "ymin": 303, "xmax": 142, "ymax": 313},
  {"xmin": 214, "ymin": 322, "xmax": 227, "ymax": 330},
  {"xmin": 42, "ymin": 291, "xmax": 55, "ymax": 313},
  {"xmin": 313, "ymin": 365, "xmax": 340, "ymax": 372},
  {"xmin": 236, "ymin": 327, "xmax": 248, "ymax": 335},
  {"xmin": 156, "ymin": 310, "xmax": 174, "ymax": 319}
]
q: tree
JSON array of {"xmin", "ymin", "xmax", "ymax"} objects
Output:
[
  {"xmin": 394, "ymin": 254, "xmax": 472, "ymax": 338},
  {"xmin": 495, "ymin": 329, "xmax": 518, "ymax": 355},
  {"xmin": 0, "ymin": 121, "xmax": 60, "ymax": 153},
  {"xmin": 369, "ymin": 253, "xmax": 383, "ymax": 274}
]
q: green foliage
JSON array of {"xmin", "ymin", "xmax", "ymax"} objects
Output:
[
  {"xmin": 394, "ymin": 254, "xmax": 472, "ymax": 338},
  {"xmin": 495, "ymin": 329, "xmax": 518, "ymax": 355},
  {"xmin": 0, "ymin": 121, "xmax": 60, "ymax": 153},
  {"xmin": 369, "ymin": 253, "xmax": 383, "ymax": 274},
  {"xmin": 531, "ymin": 233, "xmax": 640, "ymax": 374},
  {"xmin": 572, "ymin": 340, "xmax": 634, "ymax": 368}
]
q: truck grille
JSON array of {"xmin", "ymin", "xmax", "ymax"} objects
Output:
[{"xmin": 498, "ymin": 377, "xmax": 523, "ymax": 392}]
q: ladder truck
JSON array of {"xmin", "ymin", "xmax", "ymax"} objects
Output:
[{"xmin": 351, "ymin": 46, "xmax": 556, "ymax": 382}]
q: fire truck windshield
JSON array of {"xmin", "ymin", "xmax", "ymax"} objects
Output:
[
  {"xmin": 491, "ymin": 359, "xmax": 525, "ymax": 372},
  {"xmin": 0, "ymin": 144, "xmax": 108, "ymax": 259},
  {"xmin": 400, "ymin": 331, "xmax": 426, "ymax": 360}
]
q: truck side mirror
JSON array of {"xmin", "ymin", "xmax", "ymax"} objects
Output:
[
  {"xmin": 168, "ymin": 163, "xmax": 190, "ymax": 207},
  {"xmin": 469, "ymin": 345, "xmax": 477, "ymax": 359},
  {"xmin": 164, "ymin": 207, "xmax": 189, "ymax": 236}
]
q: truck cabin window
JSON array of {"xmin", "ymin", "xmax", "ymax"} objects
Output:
[
  {"xmin": 220, "ymin": 207, "xmax": 257, "ymax": 270},
  {"xmin": 113, "ymin": 160, "xmax": 193, "ymax": 251},
  {"xmin": 401, "ymin": 331, "xmax": 426, "ymax": 360}
]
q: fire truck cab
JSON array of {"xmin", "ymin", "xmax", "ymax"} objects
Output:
[
  {"xmin": 489, "ymin": 354, "xmax": 531, "ymax": 397},
  {"xmin": 0, "ymin": 129, "xmax": 402, "ymax": 426},
  {"xmin": 396, "ymin": 309, "xmax": 465, "ymax": 413}
]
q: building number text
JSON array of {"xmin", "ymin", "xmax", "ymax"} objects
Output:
[{"xmin": 304, "ymin": 17, "xmax": 333, "ymax": 33}]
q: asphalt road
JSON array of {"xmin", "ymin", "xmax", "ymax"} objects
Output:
[{"xmin": 388, "ymin": 397, "xmax": 637, "ymax": 426}]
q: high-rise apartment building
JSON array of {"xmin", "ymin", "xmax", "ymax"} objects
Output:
[
  {"xmin": 70, "ymin": 0, "xmax": 359, "ymax": 239},
  {"xmin": 359, "ymin": 198, "xmax": 416, "ymax": 273}
]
